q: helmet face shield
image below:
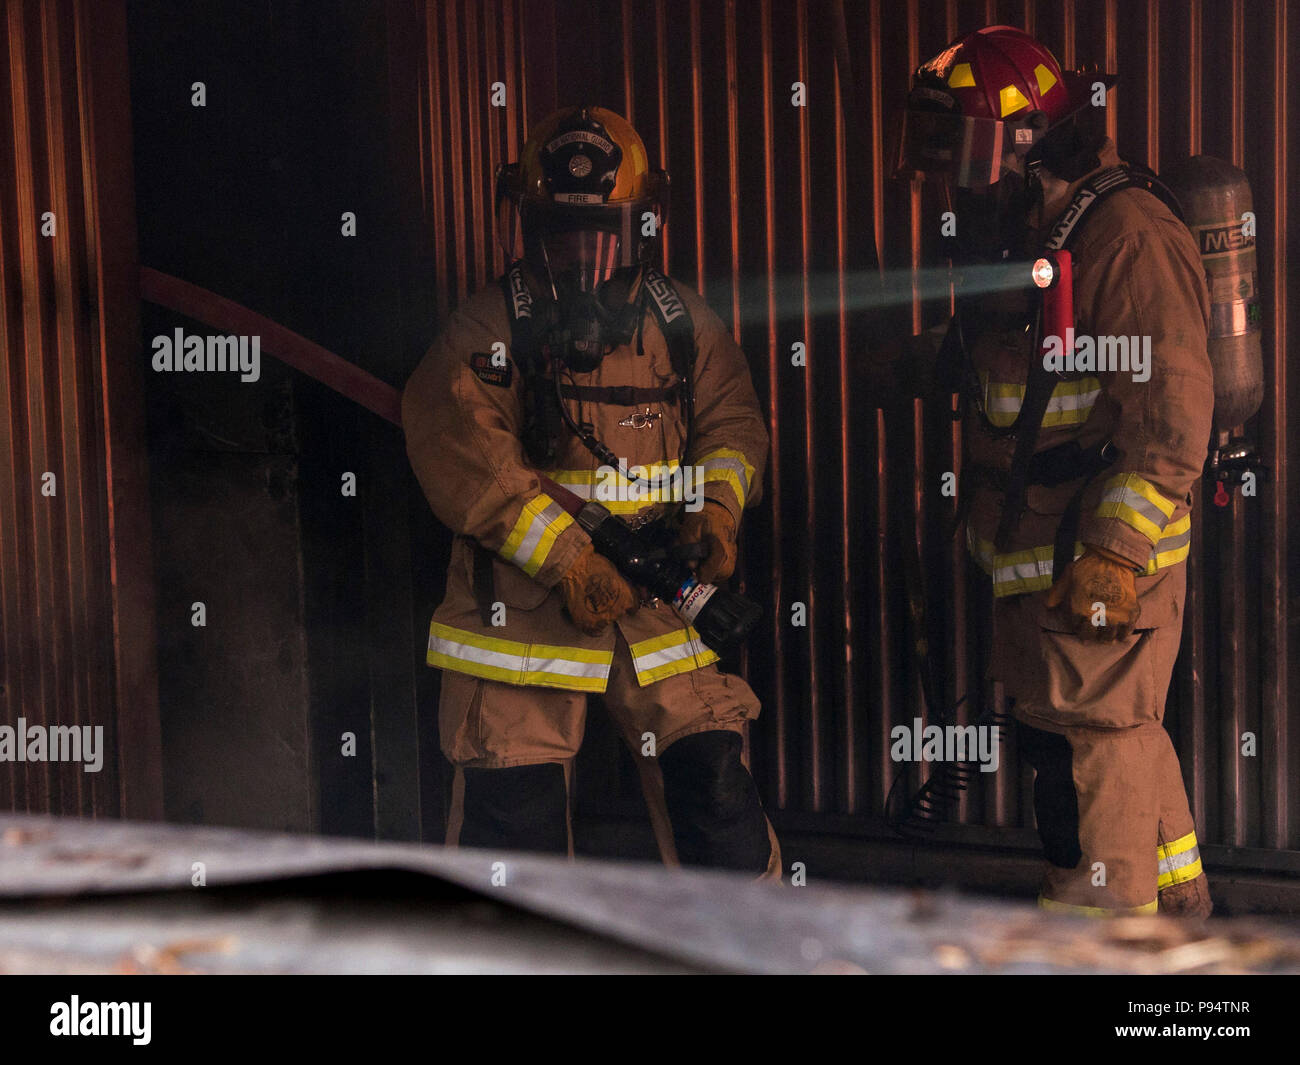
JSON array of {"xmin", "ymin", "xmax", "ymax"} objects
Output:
[
  {"xmin": 495, "ymin": 107, "xmax": 669, "ymax": 307},
  {"xmin": 520, "ymin": 199, "xmax": 659, "ymax": 297},
  {"xmin": 892, "ymin": 107, "xmax": 1012, "ymax": 190}
]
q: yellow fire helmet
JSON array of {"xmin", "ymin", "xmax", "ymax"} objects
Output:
[{"xmin": 496, "ymin": 105, "xmax": 669, "ymax": 295}]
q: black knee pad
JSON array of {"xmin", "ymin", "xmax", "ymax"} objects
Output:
[
  {"xmin": 658, "ymin": 730, "xmax": 770, "ymax": 873},
  {"xmin": 1017, "ymin": 721, "xmax": 1082, "ymax": 869},
  {"xmin": 459, "ymin": 762, "xmax": 568, "ymax": 855}
]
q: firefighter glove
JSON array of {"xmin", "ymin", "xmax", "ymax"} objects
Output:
[
  {"xmin": 677, "ymin": 501, "xmax": 738, "ymax": 584},
  {"xmin": 1044, "ymin": 543, "xmax": 1141, "ymax": 642},
  {"xmin": 560, "ymin": 544, "xmax": 639, "ymax": 635}
]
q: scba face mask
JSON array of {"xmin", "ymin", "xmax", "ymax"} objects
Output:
[
  {"xmin": 943, "ymin": 167, "xmax": 1037, "ymax": 263},
  {"xmin": 535, "ymin": 267, "xmax": 642, "ymax": 373}
]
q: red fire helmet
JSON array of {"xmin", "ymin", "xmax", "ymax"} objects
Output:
[{"xmin": 895, "ymin": 25, "xmax": 1117, "ymax": 189}]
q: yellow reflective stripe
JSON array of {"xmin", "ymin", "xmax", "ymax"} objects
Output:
[
  {"xmin": 970, "ymin": 522, "xmax": 1190, "ymax": 597},
  {"xmin": 1095, "ymin": 500, "xmax": 1165, "ymax": 544},
  {"xmin": 982, "ymin": 375, "xmax": 1101, "ymax": 428},
  {"xmin": 1157, "ymin": 830, "xmax": 1199, "ymax": 860},
  {"xmin": 628, "ymin": 626, "xmax": 718, "ymax": 686},
  {"xmin": 697, "ymin": 448, "xmax": 755, "ymax": 509},
  {"xmin": 1113, "ymin": 472, "xmax": 1178, "ymax": 519},
  {"xmin": 1157, "ymin": 856, "xmax": 1203, "ymax": 890},
  {"xmin": 1096, "ymin": 473, "xmax": 1178, "ymax": 545},
  {"xmin": 547, "ymin": 463, "xmax": 686, "ymax": 512},
  {"xmin": 426, "ymin": 622, "xmax": 612, "ymax": 692},
  {"xmin": 1143, "ymin": 514, "xmax": 1192, "ymax": 574},
  {"xmin": 1157, "ymin": 831, "xmax": 1203, "ymax": 889},
  {"xmin": 967, "ymin": 532, "xmax": 1085, "ymax": 597},
  {"xmin": 500, "ymin": 493, "xmax": 574, "ymax": 577},
  {"xmin": 1038, "ymin": 896, "xmax": 1159, "ymax": 918}
]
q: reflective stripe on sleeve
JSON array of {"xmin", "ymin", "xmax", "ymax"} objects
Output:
[
  {"xmin": 426, "ymin": 622, "xmax": 612, "ymax": 692},
  {"xmin": 1094, "ymin": 472, "xmax": 1179, "ymax": 545},
  {"xmin": 499, "ymin": 493, "xmax": 574, "ymax": 576},
  {"xmin": 628, "ymin": 626, "xmax": 719, "ymax": 686},
  {"xmin": 697, "ymin": 448, "xmax": 755, "ymax": 509},
  {"xmin": 1157, "ymin": 831, "xmax": 1203, "ymax": 890},
  {"xmin": 966, "ymin": 531, "xmax": 1085, "ymax": 597},
  {"xmin": 968, "ymin": 521, "xmax": 1191, "ymax": 598},
  {"xmin": 548, "ymin": 462, "xmax": 683, "ymax": 515},
  {"xmin": 1038, "ymin": 896, "xmax": 1160, "ymax": 918},
  {"xmin": 1142, "ymin": 514, "xmax": 1191, "ymax": 574}
]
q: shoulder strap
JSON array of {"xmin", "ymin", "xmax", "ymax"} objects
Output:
[
  {"xmin": 498, "ymin": 262, "xmax": 563, "ymax": 468},
  {"xmin": 1043, "ymin": 163, "xmax": 1185, "ymax": 253},
  {"xmin": 641, "ymin": 268, "xmax": 698, "ymax": 463},
  {"xmin": 1043, "ymin": 166, "xmax": 1133, "ymax": 251},
  {"xmin": 498, "ymin": 262, "xmax": 536, "ymax": 359},
  {"xmin": 641, "ymin": 268, "xmax": 696, "ymax": 378}
]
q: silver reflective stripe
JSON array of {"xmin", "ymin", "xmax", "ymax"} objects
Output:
[
  {"xmin": 699, "ymin": 454, "xmax": 753, "ymax": 503},
  {"xmin": 428, "ymin": 633, "xmax": 607, "ymax": 681},
  {"xmin": 1048, "ymin": 386, "xmax": 1101, "ymax": 415},
  {"xmin": 502, "ymin": 497, "xmax": 571, "ymax": 574},
  {"xmin": 1157, "ymin": 846, "xmax": 1201, "ymax": 877},
  {"xmin": 633, "ymin": 635, "xmax": 713, "ymax": 676},
  {"xmin": 996, "ymin": 555, "xmax": 1051, "ymax": 587},
  {"xmin": 1154, "ymin": 525, "xmax": 1191, "ymax": 554},
  {"xmin": 1098, "ymin": 480, "xmax": 1173, "ymax": 536}
]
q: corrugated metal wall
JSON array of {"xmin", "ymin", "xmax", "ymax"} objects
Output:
[
  {"xmin": 0, "ymin": 0, "xmax": 161, "ymax": 818},
  {"xmin": 417, "ymin": 0, "xmax": 1300, "ymax": 864}
]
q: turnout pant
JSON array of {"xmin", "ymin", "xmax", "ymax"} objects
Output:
[
  {"xmin": 996, "ymin": 595, "xmax": 1211, "ymax": 917},
  {"xmin": 438, "ymin": 631, "xmax": 780, "ymax": 878}
]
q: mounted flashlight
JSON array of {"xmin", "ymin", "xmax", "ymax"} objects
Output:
[
  {"xmin": 1036, "ymin": 250, "xmax": 1073, "ymax": 358},
  {"xmin": 1031, "ymin": 254, "xmax": 1060, "ymax": 289}
]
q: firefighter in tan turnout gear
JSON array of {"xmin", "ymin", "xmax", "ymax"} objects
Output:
[
  {"xmin": 403, "ymin": 106, "xmax": 779, "ymax": 875},
  {"xmin": 890, "ymin": 27, "xmax": 1214, "ymax": 916}
]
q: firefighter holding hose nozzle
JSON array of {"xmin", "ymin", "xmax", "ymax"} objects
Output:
[{"xmin": 402, "ymin": 106, "xmax": 778, "ymax": 876}]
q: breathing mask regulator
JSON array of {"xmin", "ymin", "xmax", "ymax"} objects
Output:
[{"xmin": 528, "ymin": 258, "xmax": 643, "ymax": 374}]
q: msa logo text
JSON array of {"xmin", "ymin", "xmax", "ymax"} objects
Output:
[
  {"xmin": 1197, "ymin": 222, "xmax": 1255, "ymax": 256},
  {"xmin": 509, "ymin": 269, "xmax": 533, "ymax": 319},
  {"xmin": 645, "ymin": 273, "xmax": 685, "ymax": 322},
  {"xmin": 1046, "ymin": 188, "xmax": 1096, "ymax": 250}
]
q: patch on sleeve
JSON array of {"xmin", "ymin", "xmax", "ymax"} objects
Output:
[{"xmin": 470, "ymin": 351, "xmax": 513, "ymax": 388}]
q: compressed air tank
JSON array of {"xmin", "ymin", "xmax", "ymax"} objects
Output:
[{"xmin": 1164, "ymin": 155, "xmax": 1265, "ymax": 431}]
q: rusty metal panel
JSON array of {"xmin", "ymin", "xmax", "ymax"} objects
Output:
[
  {"xmin": 0, "ymin": 0, "xmax": 161, "ymax": 818},
  {"xmin": 420, "ymin": 0, "xmax": 530, "ymax": 320},
  {"xmin": 415, "ymin": 0, "xmax": 1300, "ymax": 865}
]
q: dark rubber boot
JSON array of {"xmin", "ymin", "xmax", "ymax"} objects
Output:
[{"xmin": 658, "ymin": 730, "xmax": 771, "ymax": 874}]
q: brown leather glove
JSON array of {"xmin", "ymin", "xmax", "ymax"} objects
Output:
[
  {"xmin": 676, "ymin": 501, "xmax": 738, "ymax": 584},
  {"xmin": 559, "ymin": 544, "xmax": 638, "ymax": 636},
  {"xmin": 1044, "ymin": 543, "xmax": 1141, "ymax": 642}
]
